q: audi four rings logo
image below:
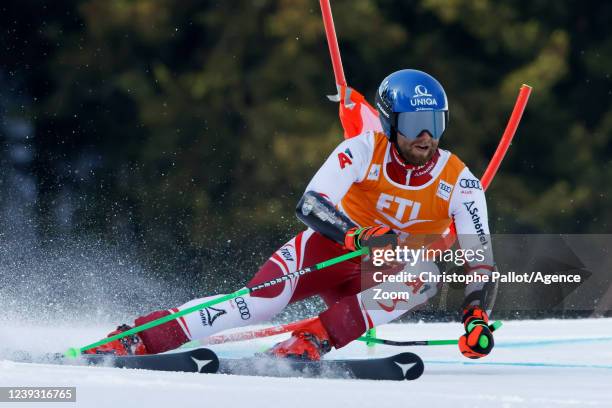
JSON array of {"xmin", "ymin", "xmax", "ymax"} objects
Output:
[
  {"xmin": 459, "ymin": 178, "xmax": 482, "ymax": 189},
  {"xmin": 234, "ymin": 297, "xmax": 251, "ymax": 320},
  {"xmin": 413, "ymin": 84, "xmax": 432, "ymax": 97}
]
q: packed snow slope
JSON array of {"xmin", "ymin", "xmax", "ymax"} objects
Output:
[{"xmin": 1, "ymin": 318, "xmax": 611, "ymax": 408}]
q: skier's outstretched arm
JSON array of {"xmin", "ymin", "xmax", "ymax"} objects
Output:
[{"xmin": 449, "ymin": 168, "xmax": 498, "ymax": 359}]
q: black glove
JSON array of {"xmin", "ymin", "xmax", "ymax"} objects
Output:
[{"xmin": 458, "ymin": 306, "xmax": 494, "ymax": 359}]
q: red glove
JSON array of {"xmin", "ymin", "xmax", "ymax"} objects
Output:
[
  {"xmin": 458, "ymin": 306, "xmax": 494, "ymax": 359},
  {"xmin": 344, "ymin": 226, "xmax": 398, "ymax": 251}
]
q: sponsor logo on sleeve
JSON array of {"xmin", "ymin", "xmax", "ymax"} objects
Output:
[
  {"xmin": 436, "ymin": 180, "xmax": 453, "ymax": 201},
  {"xmin": 338, "ymin": 148, "xmax": 353, "ymax": 169},
  {"xmin": 459, "ymin": 178, "xmax": 482, "ymax": 190},
  {"xmin": 367, "ymin": 164, "xmax": 381, "ymax": 181},
  {"xmin": 463, "ymin": 201, "xmax": 488, "ymax": 245}
]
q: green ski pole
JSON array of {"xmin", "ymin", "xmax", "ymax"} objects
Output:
[
  {"xmin": 364, "ymin": 327, "xmax": 377, "ymax": 347},
  {"xmin": 356, "ymin": 321, "xmax": 503, "ymax": 346},
  {"xmin": 65, "ymin": 247, "xmax": 368, "ymax": 358}
]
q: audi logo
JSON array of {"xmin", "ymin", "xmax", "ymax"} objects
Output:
[
  {"xmin": 234, "ymin": 297, "xmax": 251, "ymax": 320},
  {"xmin": 459, "ymin": 179, "xmax": 482, "ymax": 190}
]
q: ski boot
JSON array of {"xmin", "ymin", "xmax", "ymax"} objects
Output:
[
  {"xmin": 266, "ymin": 318, "xmax": 332, "ymax": 361},
  {"xmin": 82, "ymin": 324, "xmax": 149, "ymax": 356}
]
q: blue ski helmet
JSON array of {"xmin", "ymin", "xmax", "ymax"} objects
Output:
[{"xmin": 375, "ymin": 69, "xmax": 449, "ymax": 142}]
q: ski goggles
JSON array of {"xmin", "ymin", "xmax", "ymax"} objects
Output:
[{"xmin": 396, "ymin": 110, "xmax": 448, "ymax": 140}]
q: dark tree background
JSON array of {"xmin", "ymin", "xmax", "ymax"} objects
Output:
[{"xmin": 1, "ymin": 1, "xmax": 611, "ymax": 296}]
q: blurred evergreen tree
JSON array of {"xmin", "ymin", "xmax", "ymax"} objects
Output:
[{"xmin": 1, "ymin": 0, "xmax": 610, "ymax": 279}]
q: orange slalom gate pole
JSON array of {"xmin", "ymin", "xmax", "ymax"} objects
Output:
[
  {"xmin": 320, "ymin": 0, "xmax": 347, "ymax": 87},
  {"xmin": 480, "ymin": 84, "xmax": 532, "ymax": 189}
]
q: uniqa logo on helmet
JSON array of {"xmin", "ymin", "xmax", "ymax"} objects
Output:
[{"xmin": 410, "ymin": 84, "xmax": 438, "ymax": 108}]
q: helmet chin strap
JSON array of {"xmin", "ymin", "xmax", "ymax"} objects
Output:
[{"xmin": 388, "ymin": 123, "xmax": 398, "ymax": 144}]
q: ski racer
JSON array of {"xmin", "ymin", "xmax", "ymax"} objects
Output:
[{"xmin": 86, "ymin": 69, "xmax": 497, "ymax": 361}]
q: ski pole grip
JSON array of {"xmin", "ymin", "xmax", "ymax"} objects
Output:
[{"xmin": 490, "ymin": 320, "xmax": 503, "ymax": 332}]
